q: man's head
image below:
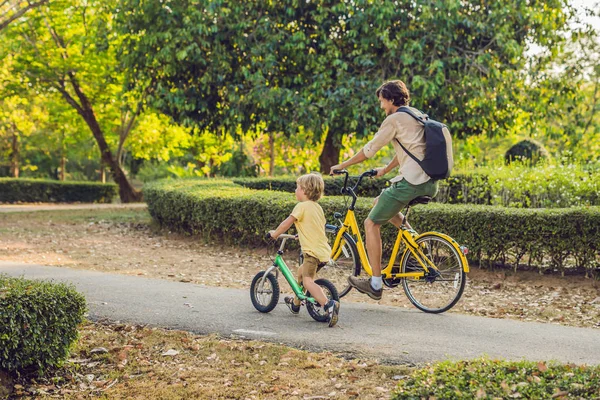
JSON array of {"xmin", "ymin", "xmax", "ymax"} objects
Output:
[
  {"xmin": 376, "ymin": 80, "xmax": 410, "ymax": 116},
  {"xmin": 296, "ymin": 173, "xmax": 325, "ymax": 202}
]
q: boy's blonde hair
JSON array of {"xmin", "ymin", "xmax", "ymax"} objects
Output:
[{"xmin": 297, "ymin": 173, "xmax": 325, "ymax": 201}]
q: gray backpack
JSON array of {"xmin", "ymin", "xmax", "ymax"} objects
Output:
[{"xmin": 395, "ymin": 107, "xmax": 453, "ymax": 180}]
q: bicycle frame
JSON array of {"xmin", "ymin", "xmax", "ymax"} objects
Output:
[
  {"xmin": 330, "ymin": 171, "xmax": 469, "ymax": 279},
  {"xmin": 259, "ymin": 235, "xmax": 318, "ymax": 304},
  {"xmin": 331, "ymin": 209, "xmax": 431, "ymax": 279}
]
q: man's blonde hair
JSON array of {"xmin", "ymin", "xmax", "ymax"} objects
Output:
[{"xmin": 297, "ymin": 173, "xmax": 325, "ymax": 201}]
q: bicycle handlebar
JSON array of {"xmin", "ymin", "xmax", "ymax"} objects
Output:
[
  {"xmin": 334, "ymin": 169, "xmax": 378, "ymax": 198},
  {"xmin": 265, "ymin": 232, "xmax": 298, "ymax": 241}
]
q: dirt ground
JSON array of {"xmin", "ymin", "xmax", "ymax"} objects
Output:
[
  {"xmin": 6, "ymin": 321, "xmax": 407, "ymax": 400},
  {"xmin": 1, "ymin": 207, "xmax": 599, "ymax": 329}
]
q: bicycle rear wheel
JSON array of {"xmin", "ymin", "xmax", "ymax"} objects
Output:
[
  {"xmin": 320, "ymin": 225, "xmax": 361, "ymax": 298},
  {"xmin": 401, "ymin": 234, "xmax": 466, "ymax": 313},
  {"xmin": 306, "ymin": 278, "xmax": 340, "ymax": 322}
]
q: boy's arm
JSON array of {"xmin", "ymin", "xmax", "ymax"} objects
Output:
[{"xmin": 269, "ymin": 215, "xmax": 297, "ymax": 239}]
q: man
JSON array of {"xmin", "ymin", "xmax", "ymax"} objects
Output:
[{"xmin": 329, "ymin": 80, "xmax": 439, "ymax": 300}]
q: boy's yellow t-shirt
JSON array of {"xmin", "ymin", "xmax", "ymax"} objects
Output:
[{"xmin": 290, "ymin": 201, "xmax": 331, "ymax": 263}]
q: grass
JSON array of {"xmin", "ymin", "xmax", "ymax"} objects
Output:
[
  {"xmin": 0, "ymin": 208, "xmax": 151, "ymax": 225},
  {"xmin": 393, "ymin": 358, "xmax": 600, "ymax": 399}
]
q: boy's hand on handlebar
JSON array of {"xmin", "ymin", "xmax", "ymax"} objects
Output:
[
  {"xmin": 375, "ymin": 167, "xmax": 386, "ymax": 177},
  {"xmin": 266, "ymin": 230, "xmax": 278, "ymax": 241}
]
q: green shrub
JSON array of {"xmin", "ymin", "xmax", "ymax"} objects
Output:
[
  {"xmin": 233, "ymin": 175, "xmax": 391, "ymax": 197},
  {"xmin": 234, "ymin": 164, "xmax": 600, "ymax": 208},
  {"xmin": 505, "ymin": 138, "xmax": 550, "ymax": 165},
  {"xmin": 0, "ymin": 178, "xmax": 117, "ymax": 203},
  {"xmin": 0, "ymin": 276, "xmax": 86, "ymax": 373},
  {"xmin": 393, "ymin": 359, "xmax": 600, "ymax": 399},
  {"xmin": 144, "ymin": 179, "xmax": 600, "ymax": 276}
]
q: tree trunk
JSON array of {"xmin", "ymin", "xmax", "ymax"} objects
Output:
[
  {"xmin": 10, "ymin": 130, "xmax": 19, "ymax": 178},
  {"xmin": 100, "ymin": 161, "xmax": 106, "ymax": 183},
  {"xmin": 56, "ymin": 79, "xmax": 142, "ymax": 202},
  {"xmin": 268, "ymin": 131, "xmax": 275, "ymax": 177},
  {"xmin": 319, "ymin": 129, "xmax": 341, "ymax": 174},
  {"xmin": 82, "ymin": 109, "xmax": 141, "ymax": 202},
  {"xmin": 60, "ymin": 155, "xmax": 66, "ymax": 181}
]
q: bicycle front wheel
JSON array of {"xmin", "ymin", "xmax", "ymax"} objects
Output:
[
  {"xmin": 321, "ymin": 225, "xmax": 361, "ymax": 298},
  {"xmin": 401, "ymin": 233, "xmax": 466, "ymax": 313}
]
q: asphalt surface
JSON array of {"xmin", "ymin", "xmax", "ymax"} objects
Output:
[{"xmin": 1, "ymin": 262, "xmax": 598, "ymax": 366}]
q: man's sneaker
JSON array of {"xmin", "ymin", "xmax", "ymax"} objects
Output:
[
  {"xmin": 284, "ymin": 296, "xmax": 301, "ymax": 314},
  {"xmin": 348, "ymin": 276, "xmax": 382, "ymax": 300},
  {"xmin": 325, "ymin": 300, "xmax": 340, "ymax": 327}
]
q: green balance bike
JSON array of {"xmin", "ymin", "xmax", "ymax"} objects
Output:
[{"xmin": 250, "ymin": 233, "xmax": 340, "ymax": 322}]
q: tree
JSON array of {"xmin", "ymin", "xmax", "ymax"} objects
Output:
[
  {"xmin": 1, "ymin": 0, "xmax": 144, "ymax": 201},
  {"xmin": 0, "ymin": 0, "xmax": 49, "ymax": 32},
  {"xmin": 119, "ymin": 0, "xmax": 581, "ymax": 173}
]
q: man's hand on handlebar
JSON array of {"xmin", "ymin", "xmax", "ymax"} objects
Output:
[
  {"xmin": 375, "ymin": 167, "xmax": 386, "ymax": 177},
  {"xmin": 329, "ymin": 164, "xmax": 343, "ymax": 176}
]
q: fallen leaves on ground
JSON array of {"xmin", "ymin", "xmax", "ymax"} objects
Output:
[{"xmin": 10, "ymin": 321, "xmax": 407, "ymax": 400}]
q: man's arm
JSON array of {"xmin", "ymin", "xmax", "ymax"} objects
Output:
[
  {"xmin": 330, "ymin": 116, "xmax": 396, "ymax": 175},
  {"xmin": 376, "ymin": 156, "xmax": 399, "ymax": 177},
  {"xmin": 329, "ymin": 149, "xmax": 368, "ymax": 175}
]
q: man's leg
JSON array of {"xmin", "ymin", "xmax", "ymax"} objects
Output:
[
  {"xmin": 364, "ymin": 217, "xmax": 382, "ymax": 278},
  {"xmin": 372, "ymin": 195, "xmax": 409, "ymax": 236}
]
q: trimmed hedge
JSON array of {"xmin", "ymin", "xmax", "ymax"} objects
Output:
[
  {"xmin": 233, "ymin": 167, "xmax": 600, "ymax": 208},
  {"xmin": 393, "ymin": 359, "xmax": 600, "ymax": 399},
  {"xmin": 0, "ymin": 276, "xmax": 86, "ymax": 373},
  {"xmin": 0, "ymin": 178, "xmax": 117, "ymax": 203},
  {"xmin": 144, "ymin": 179, "xmax": 600, "ymax": 276},
  {"xmin": 232, "ymin": 175, "xmax": 391, "ymax": 198}
]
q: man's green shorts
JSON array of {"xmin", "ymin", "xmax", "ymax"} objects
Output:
[{"xmin": 368, "ymin": 179, "xmax": 438, "ymax": 225}]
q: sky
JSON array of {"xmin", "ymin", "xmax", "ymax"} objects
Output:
[{"xmin": 570, "ymin": 0, "xmax": 600, "ymax": 30}]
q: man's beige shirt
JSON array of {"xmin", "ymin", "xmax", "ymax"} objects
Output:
[{"xmin": 363, "ymin": 107, "xmax": 432, "ymax": 185}]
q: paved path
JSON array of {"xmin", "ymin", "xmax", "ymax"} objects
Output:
[
  {"xmin": 0, "ymin": 203, "xmax": 147, "ymax": 213},
  {"xmin": 1, "ymin": 262, "xmax": 598, "ymax": 366}
]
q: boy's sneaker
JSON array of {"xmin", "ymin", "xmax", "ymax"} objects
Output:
[
  {"xmin": 348, "ymin": 276, "xmax": 382, "ymax": 300},
  {"xmin": 325, "ymin": 300, "xmax": 340, "ymax": 327},
  {"xmin": 284, "ymin": 296, "xmax": 301, "ymax": 314}
]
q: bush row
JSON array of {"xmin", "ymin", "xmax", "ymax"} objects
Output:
[
  {"xmin": 0, "ymin": 276, "xmax": 86, "ymax": 373},
  {"xmin": 393, "ymin": 358, "xmax": 600, "ymax": 399},
  {"xmin": 233, "ymin": 165, "xmax": 600, "ymax": 208},
  {"xmin": 144, "ymin": 179, "xmax": 600, "ymax": 275},
  {"xmin": 0, "ymin": 178, "xmax": 117, "ymax": 203}
]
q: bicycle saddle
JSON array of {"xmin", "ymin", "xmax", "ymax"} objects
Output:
[{"xmin": 408, "ymin": 196, "xmax": 432, "ymax": 206}]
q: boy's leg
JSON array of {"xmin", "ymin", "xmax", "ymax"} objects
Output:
[
  {"xmin": 301, "ymin": 256, "xmax": 340, "ymax": 327},
  {"xmin": 285, "ymin": 262, "xmax": 305, "ymax": 314},
  {"xmin": 302, "ymin": 276, "xmax": 328, "ymax": 307},
  {"xmin": 294, "ymin": 263, "xmax": 304, "ymax": 306}
]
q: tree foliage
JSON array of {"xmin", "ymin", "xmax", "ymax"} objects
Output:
[{"xmin": 118, "ymin": 0, "xmax": 580, "ymax": 172}]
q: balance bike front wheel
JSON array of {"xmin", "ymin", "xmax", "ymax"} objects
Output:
[{"xmin": 250, "ymin": 271, "xmax": 280, "ymax": 313}]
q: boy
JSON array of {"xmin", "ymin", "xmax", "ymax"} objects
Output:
[{"xmin": 269, "ymin": 173, "xmax": 340, "ymax": 327}]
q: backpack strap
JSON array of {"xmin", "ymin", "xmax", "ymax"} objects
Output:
[
  {"xmin": 396, "ymin": 106, "xmax": 428, "ymax": 124},
  {"xmin": 394, "ymin": 107, "xmax": 425, "ymax": 166},
  {"xmin": 395, "ymin": 138, "xmax": 422, "ymax": 166}
]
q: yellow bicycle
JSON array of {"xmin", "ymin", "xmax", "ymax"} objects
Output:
[{"xmin": 320, "ymin": 169, "xmax": 469, "ymax": 313}]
